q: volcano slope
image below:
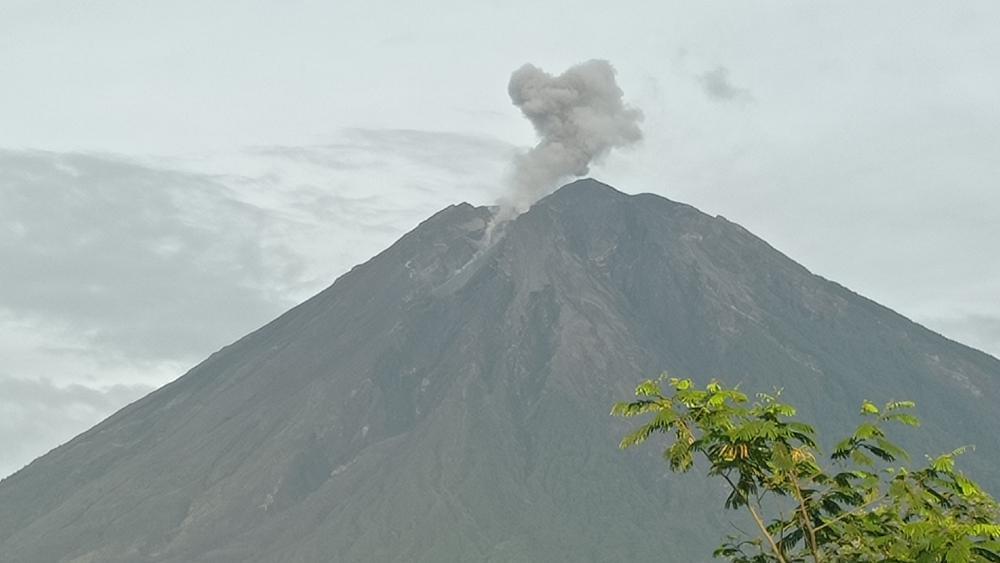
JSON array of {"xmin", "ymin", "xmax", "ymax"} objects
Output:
[{"xmin": 1, "ymin": 179, "xmax": 998, "ymax": 562}]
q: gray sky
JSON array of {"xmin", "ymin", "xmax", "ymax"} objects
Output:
[{"xmin": 1, "ymin": 0, "xmax": 998, "ymax": 478}]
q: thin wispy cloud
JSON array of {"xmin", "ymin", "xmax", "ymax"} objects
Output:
[
  {"xmin": 0, "ymin": 129, "xmax": 511, "ymax": 476},
  {"xmin": 698, "ymin": 66, "xmax": 753, "ymax": 103},
  {"xmin": 0, "ymin": 150, "xmax": 300, "ymax": 365}
]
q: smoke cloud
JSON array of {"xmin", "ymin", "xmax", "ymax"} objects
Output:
[{"xmin": 503, "ymin": 59, "xmax": 643, "ymax": 211}]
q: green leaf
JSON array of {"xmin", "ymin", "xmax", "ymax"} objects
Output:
[
  {"xmin": 955, "ymin": 474, "xmax": 982, "ymax": 497},
  {"xmin": 771, "ymin": 442, "xmax": 793, "ymax": 471},
  {"xmin": 886, "ymin": 413, "xmax": 921, "ymax": 427},
  {"xmin": 969, "ymin": 524, "xmax": 1000, "ymax": 538},
  {"xmin": 945, "ymin": 539, "xmax": 972, "ymax": 563},
  {"xmin": 671, "ymin": 378, "xmax": 692, "ymax": 391},
  {"xmin": 707, "ymin": 393, "xmax": 726, "ymax": 408},
  {"xmin": 666, "ymin": 440, "xmax": 694, "ymax": 472},
  {"xmin": 853, "ymin": 422, "xmax": 883, "ymax": 441},
  {"xmin": 851, "ymin": 449, "xmax": 874, "ymax": 467},
  {"xmin": 832, "ymin": 437, "xmax": 855, "ymax": 460},
  {"xmin": 874, "ymin": 437, "xmax": 909, "ymax": 461},
  {"xmin": 931, "ymin": 453, "xmax": 956, "ymax": 473},
  {"xmin": 635, "ymin": 379, "xmax": 662, "ymax": 397},
  {"xmin": 610, "ymin": 400, "xmax": 662, "ymax": 418}
]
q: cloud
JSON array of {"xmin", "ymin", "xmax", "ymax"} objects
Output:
[
  {"xmin": 334, "ymin": 128, "xmax": 516, "ymax": 175},
  {"xmin": 698, "ymin": 66, "xmax": 753, "ymax": 103},
  {"xmin": 185, "ymin": 128, "xmax": 512, "ymax": 293},
  {"xmin": 0, "ymin": 130, "xmax": 510, "ymax": 367},
  {"xmin": 0, "ymin": 376, "xmax": 150, "ymax": 411},
  {"xmin": 247, "ymin": 129, "xmax": 513, "ymax": 177},
  {"xmin": 0, "ymin": 130, "xmax": 511, "ymax": 477},
  {"xmin": 0, "ymin": 376, "xmax": 152, "ymax": 478},
  {"xmin": 0, "ymin": 150, "xmax": 301, "ymax": 366}
]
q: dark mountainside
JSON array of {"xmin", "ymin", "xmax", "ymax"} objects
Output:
[{"xmin": 1, "ymin": 180, "xmax": 998, "ymax": 562}]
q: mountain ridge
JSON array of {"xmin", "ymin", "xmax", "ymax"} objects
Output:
[{"xmin": 0, "ymin": 178, "xmax": 997, "ymax": 562}]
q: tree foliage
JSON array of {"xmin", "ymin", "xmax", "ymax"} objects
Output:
[{"xmin": 612, "ymin": 376, "xmax": 1000, "ymax": 562}]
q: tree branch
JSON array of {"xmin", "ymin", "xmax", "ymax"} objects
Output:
[
  {"xmin": 812, "ymin": 494, "xmax": 887, "ymax": 533},
  {"xmin": 720, "ymin": 471, "xmax": 788, "ymax": 563},
  {"xmin": 790, "ymin": 475, "xmax": 822, "ymax": 562}
]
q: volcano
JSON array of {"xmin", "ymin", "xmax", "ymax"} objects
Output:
[{"xmin": 1, "ymin": 179, "xmax": 998, "ymax": 562}]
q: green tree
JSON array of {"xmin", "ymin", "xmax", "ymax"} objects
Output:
[{"xmin": 612, "ymin": 376, "xmax": 1000, "ymax": 562}]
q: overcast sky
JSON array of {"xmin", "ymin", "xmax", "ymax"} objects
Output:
[{"xmin": 1, "ymin": 0, "xmax": 998, "ymax": 478}]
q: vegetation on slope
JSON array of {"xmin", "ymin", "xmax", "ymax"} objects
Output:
[{"xmin": 614, "ymin": 377, "xmax": 1000, "ymax": 562}]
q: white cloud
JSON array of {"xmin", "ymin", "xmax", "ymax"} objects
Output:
[
  {"xmin": 0, "ymin": 376, "xmax": 152, "ymax": 478},
  {"xmin": 0, "ymin": 130, "xmax": 511, "ymax": 476}
]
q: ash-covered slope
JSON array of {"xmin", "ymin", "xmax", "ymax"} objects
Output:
[{"xmin": 1, "ymin": 180, "xmax": 998, "ymax": 563}]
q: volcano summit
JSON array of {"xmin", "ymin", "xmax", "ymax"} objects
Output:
[{"xmin": 1, "ymin": 180, "xmax": 997, "ymax": 562}]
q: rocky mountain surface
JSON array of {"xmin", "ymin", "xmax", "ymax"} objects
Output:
[{"xmin": 1, "ymin": 179, "xmax": 997, "ymax": 562}]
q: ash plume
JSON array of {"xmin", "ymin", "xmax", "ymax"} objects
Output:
[{"xmin": 501, "ymin": 59, "xmax": 643, "ymax": 213}]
